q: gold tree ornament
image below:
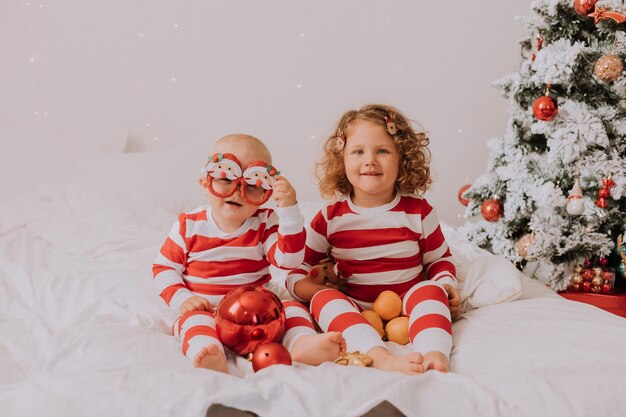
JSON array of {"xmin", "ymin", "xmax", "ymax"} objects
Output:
[
  {"xmin": 517, "ymin": 233, "xmax": 535, "ymax": 258},
  {"xmin": 594, "ymin": 55, "xmax": 624, "ymax": 83}
]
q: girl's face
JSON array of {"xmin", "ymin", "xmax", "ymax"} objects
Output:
[{"xmin": 343, "ymin": 121, "xmax": 399, "ymax": 207}]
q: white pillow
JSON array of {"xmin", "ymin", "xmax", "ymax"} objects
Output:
[{"xmin": 456, "ymin": 255, "xmax": 523, "ymax": 313}]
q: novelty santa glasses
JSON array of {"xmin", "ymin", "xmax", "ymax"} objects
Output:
[{"xmin": 201, "ymin": 153, "xmax": 279, "ymax": 206}]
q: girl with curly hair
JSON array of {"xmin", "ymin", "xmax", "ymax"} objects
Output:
[{"xmin": 286, "ymin": 104, "xmax": 461, "ymax": 374}]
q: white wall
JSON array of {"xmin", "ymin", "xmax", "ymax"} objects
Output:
[{"xmin": 0, "ymin": 0, "xmax": 529, "ymax": 225}]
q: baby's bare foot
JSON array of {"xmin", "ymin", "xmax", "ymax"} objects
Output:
[
  {"xmin": 367, "ymin": 347, "xmax": 425, "ymax": 375},
  {"xmin": 423, "ymin": 351, "xmax": 449, "ymax": 372},
  {"xmin": 194, "ymin": 345, "xmax": 229, "ymax": 374},
  {"xmin": 291, "ymin": 331, "xmax": 346, "ymax": 365}
]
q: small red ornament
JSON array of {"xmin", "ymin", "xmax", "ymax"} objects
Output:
[
  {"xmin": 574, "ymin": 0, "xmax": 598, "ymax": 16},
  {"xmin": 252, "ymin": 342, "xmax": 292, "ymax": 372},
  {"xmin": 595, "ymin": 177, "xmax": 615, "ymax": 208},
  {"xmin": 598, "ymin": 257, "xmax": 609, "ymax": 267},
  {"xmin": 582, "ymin": 281, "xmax": 592, "ymax": 292},
  {"xmin": 601, "ymin": 283, "xmax": 612, "ymax": 294},
  {"xmin": 481, "ymin": 199, "xmax": 503, "ymax": 222},
  {"xmin": 215, "ymin": 286, "xmax": 286, "ymax": 356},
  {"xmin": 532, "ymin": 96, "xmax": 558, "ymax": 121},
  {"xmin": 458, "ymin": 184, "xmax": 471, "ymax": 206}
]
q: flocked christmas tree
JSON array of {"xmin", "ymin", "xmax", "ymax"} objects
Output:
[{"xmin": 459, "ymin": 0, "xmax": 626, "ymax": 291}]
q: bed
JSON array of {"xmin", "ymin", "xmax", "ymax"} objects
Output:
[{"xmin": 2, "ymin": 151, "xmax": 626, "ymax": 417}]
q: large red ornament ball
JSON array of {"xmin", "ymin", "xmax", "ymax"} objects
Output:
[
  {"xmin": 532, "ymin": 96, "xmax": 558, "ymax": 121},
  {"xmin": 574, "ymin": 0, "xmax": 598, "ymax": 16},
  {"xmin": 252, "ymin": 342, "xmax": 292, "ymax": 372},
  {"xmin": 481, "ymin": 199, "xmax": 503, "ymax": 222},
  {"xmin": 458, "ymin": 184, "xmax": 471, "ymax": 206},
  {"xmin": 215, "ymin": 285, "xmax": 286, "ymax": 356}
]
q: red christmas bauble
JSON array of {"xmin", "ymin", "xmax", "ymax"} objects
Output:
[
  {"xmin": 532, "ymin": 96, "xmax": 558, "ymax": 121},
  {"xmin": 574, "ymin": 0, "xmax": 598, "ymax": 16},
  {"xmin": 458, "ymin": 184, "xmax": 471, "ymax": 206},
  {"xmin": 598, "ymin": 188, "xmax": 611, "ymax": 199},
  {"xmin": 215, "ymin": 286, "xmax": 286, "ymax": 356},
  {"xmin": 481, "ymin": 199, "xmax": 503, "ymax": 222},
  {"xmin": 252, "ymin": 342, "xmax": 292, "ymax": 372}
]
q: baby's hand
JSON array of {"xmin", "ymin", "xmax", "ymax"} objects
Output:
[
  {"xmin": 180, "ymin": 296, "xmax": 213, "ymax": 315},
  {"xmin": 272, "ymin": 175, "xmax": 297, "ymax": 207},
  {"xmin": 442, "ymin": 284, "xmax": 461, "ymax": 321}
]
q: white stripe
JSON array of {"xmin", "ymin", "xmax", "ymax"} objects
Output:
[
  {"xmin": 154, "ymin": 271, "xmax": 186, "ymax": 294},
  {"xmin": 284, "ymin": 303, "xmax": 310, "ymax": 320},
  {"xmin": 343, "ymin": 324, "xmax": 385, "ymax": 353},
  {"xmin": 184, "ymin": 335, "xmax": 224, "ymax": 362},
  {"xmin": 282, "ymin": 327, "xmax": 316, "ymax": 353},
  {"xmin": 168, "ymin": 222, "xmax": 187, "ymax": 251},
  {"xmin": 179, "ymin": 313, "xmax": 217, "ymax": 336},
  {"xmin": 421, "ymin": 209, "xmax": 440, "ymax": 238},
  {"xmin": 328, "ymin": 211, "xmax": 422, "ymax": 235},
  {"xmin": 411, "ymin": 328, "xmax": 452, "ymax": 358},
  {"xmin": 422, "ymin": 244, "xmax": 449, "ymax": 265},
  {"xmin": 154, "ymin": 253, "xmax": 183, "ymax": 271},
  {"xmin": 307, "ymin": 227, "xmax": 330, "ymax": 254},
  {"xmin": 316, "ymin": 298, "xmax": 355, "ymax": 331},
  {"xmin": 342, "ymin": 266, "xmax": 423, "ymax": 286},
  {"xmin": 182, "ymin": 270, "xmax": 269, "ymax": 285},
  {"xmin": 407, "ymin": 299, "xmax": 450, "ymax": 321},
  {"xmin": 188, "ymin": 245, "xmax": 264, "ymax": 262}
]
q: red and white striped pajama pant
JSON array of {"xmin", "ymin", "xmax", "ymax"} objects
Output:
[
  {"xmin": 172, "ymin": 300, "xmax": 317, "ymax": 362},
  {"xmin": 310, "ymin": 280, "xmax": 452, "ymax": 358}
]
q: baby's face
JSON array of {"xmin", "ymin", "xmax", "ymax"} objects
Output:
[{"xmin": 203, "ymin": 139, "xmax": 272, "ymax": 232}]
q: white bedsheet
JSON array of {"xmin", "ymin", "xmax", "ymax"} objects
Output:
[{"xmin": 2, "ymin": 179, "xmax": 626, "ymax": 417}]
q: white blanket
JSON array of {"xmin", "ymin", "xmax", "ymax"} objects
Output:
[{"xmin": 2, "ymin": 179, "xmax": 626, "ymax": 417}]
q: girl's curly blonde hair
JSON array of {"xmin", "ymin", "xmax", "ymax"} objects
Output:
[{"xmin": 316, "ymin": 104, "xmax": 432, "ymax": 199}]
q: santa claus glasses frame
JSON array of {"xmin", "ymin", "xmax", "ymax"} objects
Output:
[{"xmin": 201, "ymin": 152, "xmax": 279, "ymax": 206}]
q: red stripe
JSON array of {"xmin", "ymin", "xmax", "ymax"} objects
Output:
[
  {"xmin": 184, "ymin": 211, "xmax": 208, "ymax": 222},
  {"xmin": 304, "ymin": 246, "xmax": 327, "ymax": 266},
  {"xmin": 426, "ymin": 259, "xmax": 456, "ymax": 279},
  {"xmin": 160, "ymin": 284, "xmax": 186, "ymax": 304},
  {"xmin": 188, "ymin": 228, "xmax": 262, "ymax": 252},
  {"xmin": 152, "ymin": 264, "xmax": 175, "ymax": 278},
  {"xmin": 310, "ymin": 289, "xmax": 348, "ymax": 320},
  {"xmin": 177, "ymin": 310, "xmax": 214, "ymax": 337},
  {"xmin": 404, "ymin": 284, "xmax": 448, "ymax": 314},
  {"xmin": 185, "ymin": 258, "xmax": 269, "ymax": 278},
  {"xmin": 160, "ymin": 237, "xmax": 186, "ymax": 263},
  {"xmin": 346, "ymin": 274, "xmax": 424, "ymax": 303},
  {"xmin": 182, "ymin": 325, "xmax": 218, "ymax": 355},
  {"xmin": 420, "ymin": 227, "xmax": 446, "ymax": 252},
  {"xmin": 285, "ymin": 316, "xmax": 315, "ymax": 330},
  {"xmin": 310, "ymin": 211, "xmax": 328, "ymax": 237},
  {"xmin": 341, "ymin": 254, "xmax": 421, "ymax": 275},
  {"xmin": 326, "ymin": 200, "xmax": 354, "ymax": 221},
  {"xmin": 281, "ymin": 230, "xmax": 306, "ymax": 253},
  {"xmin": 328, "ymin": 312, "xmax": 369, "ymax": 333},
  {"xmin": 390, "ymin": 195, "xmax": 432, "ymax": 216},
  {"xmin": 409, "ymin": 314, "xmax": 451, "ymax": 339},
  {"xmin": 330, "ymin": 227, "xmax": 418, "ymax": 249}
]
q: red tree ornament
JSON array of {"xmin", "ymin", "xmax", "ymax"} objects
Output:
[
  {"xmin": 532, "ymin": 96, "xmax": 558, "ymax": 121},
  {"xmin": 574, "ymin": 0, "xmax": 598, "ymax": 16},
  {"xmin": 481, "ymin": 199, "xmax": 503, "ymax": 222},
  {"xmin": 458, "ymin": 184, "xmax": 471, "ymax": 206},
  {"xmin": 252, "ymin": 342, "xmax": 292, "ymax": 372},
  {"xmin": 215, "ymin": 286, "xmax": 286, "ymax": 356},
  {"xmin": 595, "ymin": 178, "xmax": 615, "ymax": 208}
]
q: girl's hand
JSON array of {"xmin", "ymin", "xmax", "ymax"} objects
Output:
[
  {"xmin": 180, "ymin": 296, "xmax": 213, "ymax": 315},
  {"xmin": 272, "ymin": 176, "xmax": 297, "ymax": 207},
  {"xmin": 442, "ymin": 284, "xmax": 461, "ymax": 321}
]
